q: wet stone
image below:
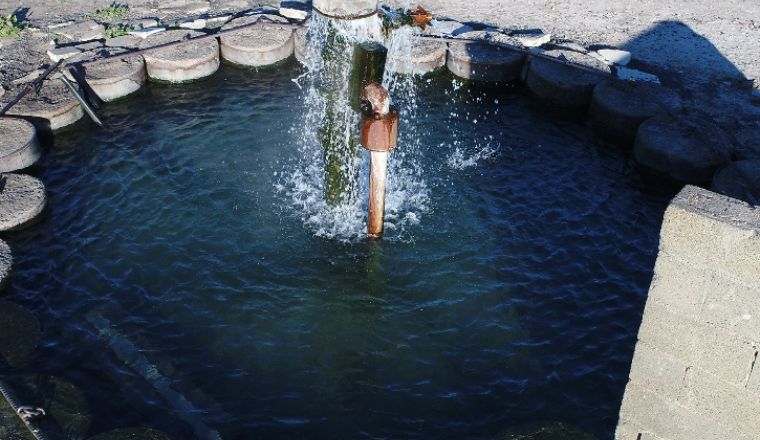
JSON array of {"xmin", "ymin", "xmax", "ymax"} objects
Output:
[
  {"xmin": 0, "ymin": 118, "xmax": 41, "ymax": 172},
  {"xmin": 526, "ymin": 49, "xmax": 611, "ymax": 109},
  {"xmin": 0, "ymin": 173, "xmax": 47, "ymax": 232},
  {"xmin": 2, "ymin": 80, "xmax": 84, "ymax": 132},
  {"xmin": 590, "ymin": 79, "xmax": 681, "ymax": 145},
  {"xmin": 220, "ymin": 14, "xmax": 294, "ymax": 68},
  {"xmin": 280, "ymin": 0, "xmax": 311, "ymax": 21},
  {"xmin": 87, "ymin": 428, "xmax": 173, "ymax": 440},
  {"xmin": 634, "ymin": 114, "xmax": 734, "ymax": 183},
  {"xmin": 10, "ymin": 375, "xmax": 91, "ymax": 440},
  {"xmin": 312, "ymin": 0, "xmax": 377, "ymax": 19},
  {"xmin": 387, "ymin": 38, "xmax": 447, "ymax": 76},
  {"xmin": 0, "ymin": 239, "xmax": 11, "ymax": 291},
  {"xmin": 0, "ymin": 388, "xmax": 35, "ymax": 440},
  {"xmin": 139, "ymin": 29, "xmax": 220, "ymax": 83},
  {"xmin": 711, "ymin": 160, "xmax": 760, "ymax": 205},
  {"xmin": 0, "ymin": 300, "xmax": 41, "ymax": 368},
  {"xmin": 294, "ymin": 25, "xmax": 309, "ymax": 65}
]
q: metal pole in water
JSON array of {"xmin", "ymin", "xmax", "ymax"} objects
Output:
[
  {"xmin": 360, "ymin": 83, "xmax": 399, "ymax": 238},
  {"xmin": 368, "ymin": 150, "xmax": 389, "ymax": 236},
  {"xmin": 59, "ymin": 76, "xmax": 103, "ymax": 127}
]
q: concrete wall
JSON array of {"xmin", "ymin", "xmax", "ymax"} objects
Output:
[{"xmin": 616, "ymin": 185, "xmax": 760, "ymax": 440}]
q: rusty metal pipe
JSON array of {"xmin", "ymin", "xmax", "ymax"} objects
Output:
[
  {"xmin": 367, "ymin": 150, "xmax": 389, "ymax": 237},
  {"xmin": 360, "ymin": 83, "xmax": 399, "ymax": 238}
]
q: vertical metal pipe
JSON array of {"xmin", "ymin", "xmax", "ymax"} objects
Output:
[
  {"xmin": 360, "ymin": 83, "xmax": 398, "ymax": 239},
  {"xmin": 367, "ymin": 150, "xmax": 389, "ymax": 237}
]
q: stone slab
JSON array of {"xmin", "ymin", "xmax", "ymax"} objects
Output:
[
  {"xmin": 0, "ymin": 118, "xmax": 41, "ymax": 172},
  {"xmin": 634, "ymin": 115, "xmax": 733, "ymax": 183},
  {"xmin": 0, "ymin": 173, "xmax": 47, "ymax": 232},
  {"xmin": 81, "ymin": 55, "xmax": 147, "ymax": 102},
  {"xmin": 53, "ymin": 20, "xmax": 105, "ymax": 42},
  {"xmin": 139, "ymin": 29, "xmax": 220, "ymax": 82},
  {"xmin": 47, "ymin": 46, "xmax": 82, "ymax": 62},
  {"xmin": 4, "ymin": 80, "xmax": 84, "ymax": 132},
  {"xmin": 220, "ymin": 14, "xmax": 294, "ymax": 67}
]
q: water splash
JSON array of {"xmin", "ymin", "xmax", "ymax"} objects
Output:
[{"xmin": 277, "ymin": 12, "xmax": 430, "ymax": 242}]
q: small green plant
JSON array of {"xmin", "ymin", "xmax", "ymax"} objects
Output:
[
  {"xmin": 0, "ymin": 13, "xmax": 25, "ymax": 37},
  {"xmin": 105, "ymin": 24, "xmax": 132, "ymax": 38},
  {"xmin": 94, "ymin": 3, "xmax": 129, "ymax": 21}
]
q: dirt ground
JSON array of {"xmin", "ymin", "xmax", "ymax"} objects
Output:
[
  {"xmin": 1, "ymin": 0, "xmax": 758, "ymax": 132},
  {"xmin": 3, "ymin": 0, "xmax": 758, "ymax": 81}
]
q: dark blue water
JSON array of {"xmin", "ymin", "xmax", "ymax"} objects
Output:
[{"xmin": 3, "ymin": 63, "xmax": 672, "ymax": 440}]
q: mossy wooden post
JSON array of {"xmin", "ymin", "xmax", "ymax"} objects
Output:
[
  {"xmin": 349, "ymin": 41, "xmax": 388, "ymax": 111},
  {"xmin": 318, "ymin": 34, "xmax": 387, "ymax": 206}
]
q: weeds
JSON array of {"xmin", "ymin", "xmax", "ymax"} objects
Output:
[
  {"xmin": 104, "ymin": 24, "xmax": 132, "ymax": 38},
  {"xmin": 93, "ymin": 3, "xmax": 129, "ymax": 21},
  {"xmin": 0, "ymin": 13, "xmax": 25, "ymax": 37}
]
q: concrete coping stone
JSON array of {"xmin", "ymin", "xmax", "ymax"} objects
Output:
[
  {"xmin": 0, "ymin": 173, "xmax": 47, "ymax": 232},
  {"xmin": 710, "ymin": 160, "xmax": 760, "ymax": 205},
  {"xmin": 220, "ymin": 14, "xmax": 294, "ymax": 67},
  {"xmin": 0, "ymin": 239, "xmax": 10, "ymax": 291},
  {"xmin": 0, "ymin": 118, "xmax": 41, "ymax": 172},
  {"xmin": 670, "ymin": 184, "xmax": 760, "ymax": 232},
  {"xmin": 2, "ymin": 80, "xmax": 84, "ymax": 132},
  {"xmin": 634, "ymin": 114, "xmax": 734, "ymax": 183},
  {"xmin": 139, "ymin": 29, "xmax": 220, "ymax": 82},
  {"xmin": 388, "ymin": 37, "xmax": 447, "ymax": 76}
]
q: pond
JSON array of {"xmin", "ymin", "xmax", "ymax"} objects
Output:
[{"xmin": 3, "ymin": 62, "xmax": 672, "ymax": 439}]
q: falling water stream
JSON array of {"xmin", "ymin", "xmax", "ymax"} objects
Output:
[{"xmin": 278, "ymin": 9, "xmax": 430, "ymax": 242}]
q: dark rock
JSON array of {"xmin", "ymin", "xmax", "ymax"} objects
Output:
[
  {"xmin": 590, "ymin": 79, "xmax": 681, "ymax": 146},
  {"xmin": 634, "ymin": 114, "xmax": 734, "ymax": 183},
  {"xmin": 0, "ymin": 300, "xmax": 41, "ymax": 368},
  {"xmin": 711, "ymin": 160, "xmax": 760, "ymax": 205}
]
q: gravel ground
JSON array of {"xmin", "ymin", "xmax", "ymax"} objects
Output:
[
  {"xmin": 404, "ymin": 0, "xmax": 760, "ymax": 83},
  {"xmin": 1, "ymin": 0, "xmax": 758, "ymax": 138}
]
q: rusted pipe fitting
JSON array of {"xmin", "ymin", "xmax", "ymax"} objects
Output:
[{"xmin": 360, "ymin": 111, "xmax": 400, "ymax": 153}]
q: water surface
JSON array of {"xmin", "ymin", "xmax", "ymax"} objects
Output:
[{"xmin": 3, "ymin": 63, "xmax": 672, "ymax": 439}]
